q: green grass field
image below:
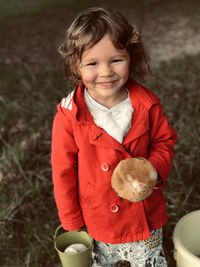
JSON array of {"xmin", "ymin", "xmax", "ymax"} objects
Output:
[
  {"xmin": 0, "ymin": 0, "xmax": 144, "ymax": 21},
  {"xmin": 0, "ymin": 1, "xmax": 200, "ymax": 266},
  {"xmin": 1, "ymin": 54, "xmax": 200, "ymax": 267},
  {"xmin": 0, "ymin": 0, "xmax": 90, "ymax": 21}
]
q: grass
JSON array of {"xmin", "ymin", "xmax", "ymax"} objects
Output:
[
  {"xmin": 2, "ymin": 0, "xmax": 195, "ymax": 22},
  {"xmin": 148, "ymin": 55, "xmax": 200, "ymax": 266},
  {"xmin": 0, "ymin": 0, "xmax": 90, "ymax": 21},
  {"xmin": 0, "ymin": 71, "xmax": 67, "ymax": 266},
  {"xmin": 0, "ymin": 53, "xmax": 200, "ymax": 266},
  {"xmin": 0, "ymin": 0, "xmax": 143, "ymax": 21},
  {"xmin": 149, "ymin": 54, "xmax": 200, "ymax": 215},
  {"xmin": 1, "ymin": 1, "xmax": 200, "ymax": 265}
]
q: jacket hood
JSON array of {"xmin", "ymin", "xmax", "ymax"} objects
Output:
[
  {"xmin": 56, "ymin": 79, "xmax": 159, "ymax": 124},
  {"xmin": 57, "ymin": 83, "xmax": 91, "ymax": 124}
]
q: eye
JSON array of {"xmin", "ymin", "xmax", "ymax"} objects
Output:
[
  {"xmin": 86, "ymin": 62, "xmax": 97, "ymax": 66},
  {"xmin": 112, "ymin": 59, "xmax": 123, "ymax": 63}
]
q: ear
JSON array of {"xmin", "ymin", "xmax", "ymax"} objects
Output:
[
  {"xmin": 76, "ymin": 58, "xmax": 82, "ymax": 72},
  {"xmin": 72, "ymin": 60, "xmax": 82, "ymax": 81},
  {"xmin": 76, "ymin": 65, "xmax": 83, "ymax": 81}
]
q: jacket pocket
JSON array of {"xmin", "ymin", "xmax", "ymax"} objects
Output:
[
  {"xmin": 79, "ymin": 182, "xmax": 94, "ymax": 208},
  {"xmin": 80, "ymin": 183, "xmax": 112, "ymax": 210}
]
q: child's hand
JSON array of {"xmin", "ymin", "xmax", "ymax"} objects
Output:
[{"xmin": 70, "ymin": 226, "xmax": 87, "ymax": 232}]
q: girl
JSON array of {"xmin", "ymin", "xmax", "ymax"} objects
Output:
[{"xmin": 51, "ymin": 7, "xmax": 177, "ymax": 267}]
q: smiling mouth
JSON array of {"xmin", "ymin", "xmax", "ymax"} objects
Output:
[{"xmin": 97, "ymin": 81, "xmax": 117, "ymax": 87}]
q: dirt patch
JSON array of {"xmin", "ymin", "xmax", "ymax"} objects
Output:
[
  {"xmin": 143, "ymin": 13, "xmax": 200, "ymax": 62},
  {"xmin": 0, "ymin": 1, "xmax": 200, "ymax": 73},
  {"xmin": 0, "ymin": 9, "xmax": 76, "ymax": 72}
]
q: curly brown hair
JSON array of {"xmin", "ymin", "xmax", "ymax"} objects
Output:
[{"xmin": 58, "ymin": 7, "xmax": 151, "ymax": 84}]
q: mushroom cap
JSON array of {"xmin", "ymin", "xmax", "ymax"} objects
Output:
[{"xmin": 111, "ymin": 158, "xmax": 157, "ymax": 202}]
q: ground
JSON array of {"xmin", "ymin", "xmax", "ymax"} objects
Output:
[
  {"xmin": 0, "ymin": 1, "xmax": 200, "ymax": 266},
  {"xmin": 1, "ymin": 1, "xmax": 200, "ymax": 72}
]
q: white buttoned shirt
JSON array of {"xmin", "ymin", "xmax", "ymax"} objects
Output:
[{"xmin": 84, "ymin": 89, "xmax": 134, "ymax": 143}]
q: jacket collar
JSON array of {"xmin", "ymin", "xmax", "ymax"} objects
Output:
[{"xmin": 59, "ymin": 80, "xmax": 150, "ymax": 152}]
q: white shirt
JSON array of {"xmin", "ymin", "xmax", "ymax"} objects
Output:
[{"xmin": 84, "ymin": 89, "xmax": 134, "ymax": 143}]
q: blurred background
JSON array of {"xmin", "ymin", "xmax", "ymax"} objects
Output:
[{"xmin": 0, "ymin": 0, "xmax": 200, "ymax": 266}]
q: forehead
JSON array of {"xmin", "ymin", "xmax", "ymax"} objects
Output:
[{"xmin": 81, "ymin": 34, "xmax": 128, "ymax": 60}]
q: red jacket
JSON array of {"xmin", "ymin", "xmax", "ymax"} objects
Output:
[{"xmin": 51, "ymin": 80, "xmax": 177, "ymax": 244}]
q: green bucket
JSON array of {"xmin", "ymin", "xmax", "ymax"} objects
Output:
[{"xmin": 54, "ymin": 225, "xmax": 93, "ymax": 267}]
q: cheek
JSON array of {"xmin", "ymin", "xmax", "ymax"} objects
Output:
[
  {"xmin": 117, "ymin": 63, "xmax": 130, "ymax": 77},
  {"xmin": 80, "ymin": 70, "xmax": 96, "ymax": 84},
  {"xmin": 123, "ymin": 63, "xmax": 130, "ymax": 76}
]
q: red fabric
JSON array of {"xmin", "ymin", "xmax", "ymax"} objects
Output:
[{"xmin": 51, "ymin": 80, "xmax": 177, "ymax": 244}]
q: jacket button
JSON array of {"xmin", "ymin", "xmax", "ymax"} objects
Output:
[
  {"xmin": 101, "ymin": 163, "xmax": 110, "ymax": 172},
  {"xmin": 110, "ymin": 204, "xmax": 119, "ymax": 213}
]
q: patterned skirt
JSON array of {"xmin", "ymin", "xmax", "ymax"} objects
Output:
[{"xmin": 92, "ymin": 228, "xmax": 167, "ymax": 267}]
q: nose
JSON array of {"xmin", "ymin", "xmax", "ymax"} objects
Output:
[{"xmin": 99, "ymin": 63, "xmax": 113, "ymax": 77}]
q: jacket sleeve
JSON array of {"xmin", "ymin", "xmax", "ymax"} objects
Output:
[
  {"xmin": 51, "ymin": 112, "xmax": 85, "ymax": 230},
  {"xmin": 147, "ymin": 102, "xmax": 177, "ymax": 185}
]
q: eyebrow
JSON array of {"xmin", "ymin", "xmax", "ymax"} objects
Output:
[{"xmin": 82, "ymin": 54, "xmax": 128, "ymax": 63}]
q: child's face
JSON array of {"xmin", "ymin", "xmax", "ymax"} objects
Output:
[{"xmin": 78, "ymin": 34, "xmax": 130, "ymax": 106}]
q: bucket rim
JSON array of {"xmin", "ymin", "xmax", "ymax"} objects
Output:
[
  {"xmin": 173, "ymin": 210, "xmax": 200, "ymax": 263},
  {"xmin": 54, "ymin": 226, "xmax": 93, "ymax": 255}
]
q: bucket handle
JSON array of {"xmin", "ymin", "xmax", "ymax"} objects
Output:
[{"xmin": 54, "ymin": 225, "xmax": 65, "ymax": 241}]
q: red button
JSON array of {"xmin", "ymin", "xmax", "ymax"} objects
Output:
[
  {"xmin": 110, "ymin": 204, "xmax": 119, "ymax": 213},
  {"xmin": 101, "ymin": 163, "xmax": 110, "ymax": 172}
]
